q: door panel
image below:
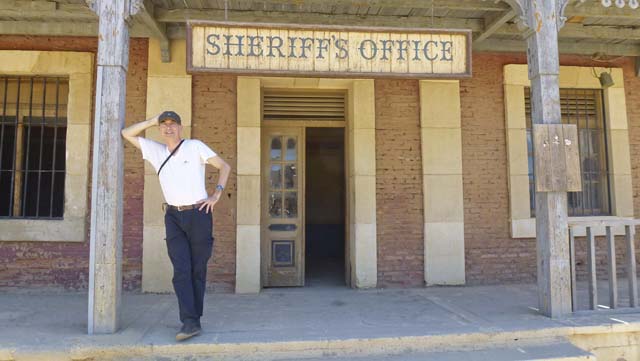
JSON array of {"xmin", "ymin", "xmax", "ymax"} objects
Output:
[{"xmin": 262, "ymin": 127, "xmax": 305, "ymax": 287}]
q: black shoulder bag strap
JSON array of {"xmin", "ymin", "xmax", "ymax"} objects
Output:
[{"xmin": 157, "ymin": 139, "xmax": 185, "ymax": 176}]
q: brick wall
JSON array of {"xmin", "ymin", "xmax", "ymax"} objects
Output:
[
  {"xmin": 462, "ymin": 53, "xmax": 640, "ymax": 285},
  {"xmin": 2, "ymin": 40, "xmax": 640, "ymax": 290},
  {"xmin": 191, "ymin": 74, "xmax": 237, "ymax": 292},
  {"xmin": 0, "ymin": 36, "xmax": 147, "ymax": 290},
  {"xmin": 375, "ymin": 79, "xmax": 424, "ymax": 287}
]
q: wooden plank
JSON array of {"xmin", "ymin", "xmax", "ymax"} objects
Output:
[
  {"xmin": 606, "ymin": 226, "xmax": 618, "ymax": 309},
  {"xmin": 474, "ymin": 39, "xmax": 640, "ymax": 57},
  {"xmin": 240, "ymin": 0, "xmax": 510, "ymax": 12},
  {"xmin": 408, "ymin": 33, "xmax": 433, "ymax": 75},
  {"xmin": 370, "ymin": 32, "xmax": 392, "ymax": 74},
  {"xmin": 204, "ymin": 26, "xmax": 229, "ymax": 70},
  {"xmin": 432, "ymin": 34, "xmax": 452, "ymax": 75},
  {"xmin": 587, "ymin": 226, "xmax": 598, "ymax": 310},
  {"xmin": 550, "ymin": 125, "xmax": 567, "ymax": 192},
  {"xmin": 347, "ymin": 31, "xmax": 370, "ymax": 74},
  {"xmin": 0, "ymin": 2, "xmax": 96, "ymax": 20},
  {"xmin": 563, "ymin": 124, "xmax": 581, "ymax": 192},
  {"xmin": 314, "ymin": 30, "xmax": 331, "ymax": 72},
  {"xmin": 626, "ymin": 225, "xmax": 638, "ymax": 307},
  {"xmin": 474, "ymin": 9, "xmax": 516, "ymax": 44},
  {"xmin": 568, "ymin": 219, "xmax": 640, "ymax": 228},
  {"xmin": 533, "ymin": 125, "xmax": 553, "ymax": 192},
  {"xmin": 269, "ymin": 28, "xmax": 287, "ymax": 72},
  {"xmin": 331, "ymin": 31, "xmax": 349, "ymax": 73},
  {"xmin": 138, "ymin": 0, "xmax": 170, "ymax": 62},
  {"xmin": 451, "ymin": 33, "xmax": 468, "ymax": 75},
  {"xmin": 569, "ymin": 227, "xmax": 577, "ymax": 312},
  {"xmin": 162, "ymin": 10, "xmax": 485, "ymax": 31},
  {"xmin": 227, "ymin": 27, "xmax": 248, "ymax": 70},
  {"xmin": 191, "ymin": 25, "xmax": 205, "ymax": 68},
  {"xmin": 389, "ymin": 32, "xmax": 409, "ymax": 74}
]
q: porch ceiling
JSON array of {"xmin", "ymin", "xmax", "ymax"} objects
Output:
[{"xmin": 1, "ymin": 0, "xmax": 639, "ymax": 57}]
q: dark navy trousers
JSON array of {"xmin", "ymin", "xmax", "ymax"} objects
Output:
[{"xmin": 164, "ymin": 207, "xmax": 214, "ymax": 325}]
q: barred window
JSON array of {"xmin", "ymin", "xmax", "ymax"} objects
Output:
[
  {"xmin": 525, "ymin": 88, "xmax": 611, "ymax": 217},
  {"xmin": 0, "ymin": 76, "xmax": 68, "ymax": 219}
]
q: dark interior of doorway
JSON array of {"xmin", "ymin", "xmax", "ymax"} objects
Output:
[{"xmin": 305, "ymin": 127, "xmax": 345, "ymax": 287}]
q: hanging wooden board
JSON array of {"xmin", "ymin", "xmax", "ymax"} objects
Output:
[
  {"xmin": 187, "ymin": 21, "xmax": 471, "ymax": 78},
  {"xmin": 533, "ymin": 124, "xmax": 582, "ymax": 192}
]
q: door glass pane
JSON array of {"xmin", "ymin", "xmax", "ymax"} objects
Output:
[
  {"xmin": 270, "ymin": 165, "xmax": 282, "ymax": 189},
  {"xmin": 270, "ymin": 137, "xmax": 282, "ymax": 161},
  {"xmin": 269, "ymin": 192, "xmax": 282, "ymax": 218},
  {"xmin": 284, "ymin": 192, "xmax": 297, "ymax": 218},
  {"xmin": 284, "ymin": 164, "xmax": 297, "ymax": 189},
  {"xmin": 285, "ymin": 137, "xmax": 296, "ymax": 161}
]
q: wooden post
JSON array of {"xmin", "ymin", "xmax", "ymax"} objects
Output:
[
  {"xmin": 86, "ymin": 0, "xmax": 141, "ymax": 334},
  {"xmin": 508, "ymin": 0, "xmax": 573, "ymax": 317},
  {"xmin": 606, "ymin": 226, "xmax": 618, "ymax": 309},
  {"xmin": 569, "ymin": 227, "xmax": 577, "ymax": 311},
  {"xmin": 586, "ymin": 227, "xmax": 597, "ymax": 310},
  {"xmin": 625, "ymin": 225, "xmax": 638, "ymax": 307}
]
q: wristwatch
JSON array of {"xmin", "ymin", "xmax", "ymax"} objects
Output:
[{"xmin": 216, "ymin": 184, "xmax": 224, "ymax": 192}]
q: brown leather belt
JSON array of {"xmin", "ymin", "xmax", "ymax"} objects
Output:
[{"xmin": 163, "ymin": 203, "xmax": 202, "ymax": 212}]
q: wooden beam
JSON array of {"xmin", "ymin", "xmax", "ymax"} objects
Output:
[
  {"xmin": 208, "ymin": 0, "xmax": 510, "ymax": 12},
  {"xmin": 0, "ymin": 1, "xmax": 96, "ymax": 20},
  {"xmin": 566, "ymin": 4, "xmax": 640, "ymax": 20},
  {"xmin": 0, "ymin": 20, "xmax": 150, "ymax": 37},
  {"xmin": 474, "ymin": 9, "xmax": 516, "ymax": 44},
  {"xmin": 474, "ymin": 39, "xmax": 640, "ymax": 56},
  {"xmin": 88, "ymin": 0, "xmax": 140, "ymax": 335},
  {"xmin": 155, "ymin": 8, "xmax": 485, "ymax": 30},
  {"xmin": 137, "ymin": 0, "xmax": 170, "ymax": 62},
  {"xmin": 494, "ymin": 23, "xmax": 640, "ymax": 41},
  {"xmin": 636, "ymin": 57, "xmax": 640, "ymax": 77},
  {"xmin": 523, "ymin": 0, "xmax": 572, "ymax": 318}
]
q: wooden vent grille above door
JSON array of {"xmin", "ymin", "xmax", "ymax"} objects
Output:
[{"xmin": 263, "ymin": 90, "xmax": 346, "ymax": 121}]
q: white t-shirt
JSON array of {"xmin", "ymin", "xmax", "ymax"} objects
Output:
[{"xmin": 138, "ymin": 137, "xmax": 217, "ymax": 206}]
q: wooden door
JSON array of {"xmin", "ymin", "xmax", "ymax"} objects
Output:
[{"xmin": 261, "ymin": 127, "xmax": 305, "ymax": 287}]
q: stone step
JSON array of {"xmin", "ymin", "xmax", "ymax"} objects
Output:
[
  {"xmin": 110, "ymin": 340, "xmax": 594, "ymax": 361},
  {"xmin": 274, "ymin": 342, "xmax": 595, "ymax": 361}
]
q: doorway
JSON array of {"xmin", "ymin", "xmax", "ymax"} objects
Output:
[
  {"xmin": 305, "ymin": 127, "xmax": 345, "ymax": 287},
  {"xmin": 260, "ymin": 89, "xmax": 347, "ymax": 288}
]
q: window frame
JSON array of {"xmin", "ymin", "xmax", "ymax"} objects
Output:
[
  {"xmin": 524, "ymin": 87, "xmax": 612, "ymax": 218},
  {"xmin": 0, "ymin": 51, "xmax": 93, "ymax": 242},
  {"xmin": 504, "ymin": 64, "xmax": 633, "ymax": 238},
  {"xmin": 0, "ymin": 76, "xmax": 70, "ymax": 220}
]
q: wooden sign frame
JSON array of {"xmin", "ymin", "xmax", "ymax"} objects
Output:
[{"xmin": 187, "ymin": 21, "xmax": 472, "ymax": 78}]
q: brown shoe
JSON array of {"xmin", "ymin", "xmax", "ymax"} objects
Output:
[{"xmin": 175, "ymin": 323, "xmax": 201, "ymax": 341}]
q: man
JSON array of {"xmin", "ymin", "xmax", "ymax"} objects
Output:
[{"xmin": 122, "ymin": 110, "xmax": 231, "ymax": 341}]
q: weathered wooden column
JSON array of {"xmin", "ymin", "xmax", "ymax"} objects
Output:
[
  {"xmin": 508, "ymin": 0, "xmax": 572, "ymax": 317},
  {"xmin": 86, "ymin": 0, "xmax": 141, "ymax": 334}
]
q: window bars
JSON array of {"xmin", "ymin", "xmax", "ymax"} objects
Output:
[
  {"xmin": 0, "ymin": 76, "xmax": 68, "ymax": 219},
  {"xmin": 525, "ymin": 88, "xmax": 611, "ymax": 217}
]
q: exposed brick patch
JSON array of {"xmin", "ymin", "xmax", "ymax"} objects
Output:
[
  {"xmin": 0, "ymin": 37, "xmax": 147, "ymax": 290},
  {"xmin": 375, "ymin": 79, "xmax": 424, "ymax": 287},
  {"xmin": 191, "ymin": 74, "xmax": 237, "ymax": 292}
]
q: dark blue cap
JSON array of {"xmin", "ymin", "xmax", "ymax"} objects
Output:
[{"xmin": 159, "ymin": 111, "xmax": 181, "ymax": 124}]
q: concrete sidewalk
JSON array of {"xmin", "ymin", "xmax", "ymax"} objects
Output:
[{"xmin": 1, "ymin": 284, "xmax": 640, "ymax": 360}]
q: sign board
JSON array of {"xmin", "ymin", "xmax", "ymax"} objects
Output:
[
  {"xmin": 533, "ymin": 124, "xmax": 582, "ymax": 192},
  {"xmin": 187, "ymin": 21, "xmax": 471, "ymax": 78}
]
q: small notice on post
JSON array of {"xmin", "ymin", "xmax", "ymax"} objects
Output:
[{"xmin": 187, "ymin": 21, "xmax": 471, "ymax": 78}]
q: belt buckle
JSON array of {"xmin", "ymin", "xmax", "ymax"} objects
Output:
[{"xmin": 176, "ymin": 205, "xmax": 185, "ymax": 211}]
